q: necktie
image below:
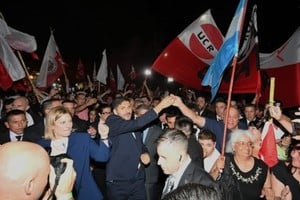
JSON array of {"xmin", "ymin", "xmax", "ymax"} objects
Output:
[
  {"xmin": 162, "ymin": 176, "xmax": 175, "ymax": 198},
  {"xmin": 16, "ymin": 135, "xmax": 22, "ymax": 141}
]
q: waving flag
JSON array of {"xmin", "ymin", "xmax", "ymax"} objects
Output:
[
  {"xmin": 259, "ymin": 27, "xmax": 300, "ymax": 108},
  {"xmin": 0, "ymin": 17, "xmax": 37, "ymax": 53},
  {"xmin": 108, "ymin": 68, "xmax": 116, "ymax": 92},
  {"xmin": 129, "ymin": 65, "xmax": 137, "ymax": 80},
  {"xmin": 152, "ymin": 9, "xmax": 224, "ymax": 90},
  {"xmin": 96, "ymin": 49, "xmax": 108, "ymax": 85},
  {"xmin": 36, "ymin": 33, "xmax": 66, "ymax": 89},
  {"xmin": 202, "ymin": 0, "xmax": 247, "ymax": 100},
  {"xmin": 117, "ymin": 64, "xmax": 125, "ymax": 91},
  {"xmin": 218, "ymin": 4, "xmax": 261, "ymax": 97},
  {"xmin": 0, "ymin": 36, "xmax": 25, "ymax": 90},
  {"xmin": 0, "ymin": 16, "xmax": 37, "ymax": 90},
  {"xmin": 259, "ymin": 121, "xmax": 278, "ymax": 167}
]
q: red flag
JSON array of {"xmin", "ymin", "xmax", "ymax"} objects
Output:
[
  {"xmin": 109, "ymin": 68, "xmax": 116, "ymax": 92},
  {"xmin": 75, "ymin": 58, "xmax": 86, "ymax": 81},
  {"xmin": 0, "ymin": 36, "xmax": 25, "ymax": 90},
  {"xmin": 36, "ymin": 33, "xmax": 66, "ymax": 89},
  {"xmin": 259, "ymin": 121, "xmax": 278, "ymax": 167},
  {"xmin": 259, "ymin": 27, "xmax": 300, "ymax": 108},
  {"xmin": 11, "ymin": 78, "xmax": 33, "ymax": 92},
  {"xmin": 151, "ymin": 9, "xmax": 224, "ymax": 90},
  {"xmin": 130, "ymin": 65, "xmax": 137, "ymax": 80}
]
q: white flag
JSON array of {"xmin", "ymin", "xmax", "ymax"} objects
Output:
[
  {"xmin": 96, "ymin": 49, "xmax": 108, "ymax": 84},
  {"xmin": 0, "ymin": 18, "xmax": 37, "ymax": 53},
  {"xmin": 117, "ymin": 64, "xmax": 125, "ymax": 91},
  {"xmin": 36, "ymin": 33, "xmax": 65, "ymax": 88},
  {"xmin": 0, "ymin": 36, "xmax": 25, "ymax": 90}
]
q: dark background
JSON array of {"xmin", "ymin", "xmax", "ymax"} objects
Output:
[{"xmin": 1, "ymin": 0, "xmax": 299, "ymax": 87}]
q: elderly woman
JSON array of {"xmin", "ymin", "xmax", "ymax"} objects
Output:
[
  {"xmin": 37, "ymin": 106, "xmax": 110, "ymax": 200},
  {"xmin": 210, "ymin": 129, "xmax": 273, "ymax": 200},
  {"xmin": 271, "ymin": 140, "xmax": 300, "ymax": 200}
]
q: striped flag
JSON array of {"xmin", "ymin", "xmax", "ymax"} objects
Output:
[{"xmin": 202, "ymin": 0, "xmax": 247, "ymax": 100}]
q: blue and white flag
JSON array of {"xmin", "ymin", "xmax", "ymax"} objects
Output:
[{"xmin": 202, "ymin": 0, "xmax": 247, "ymax": 100}]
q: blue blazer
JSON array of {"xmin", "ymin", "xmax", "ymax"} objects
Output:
[
  {"xmin": 37, "ymin": 132, "xmax": 110, "ymax": 200},
  {"xmin": 105, "ymin": 109, "xmax": 158, "ymax": 181}
]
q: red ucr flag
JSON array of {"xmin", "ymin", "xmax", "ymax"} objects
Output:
[
  {"xmin": 36, "ymin": 33, "xmax": 66, "ymax": 90},
  {"xmin": 259, "ymin": 121, "xmax": 278, "ymax": 168},
  {"xmin": 151, "ymin": 9, "xmax": 224, "ymax": 90}
]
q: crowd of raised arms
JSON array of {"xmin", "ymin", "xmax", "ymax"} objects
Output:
[{"xmin": 0, "ymin": 80, "xmax": 299, "ymax": 200}]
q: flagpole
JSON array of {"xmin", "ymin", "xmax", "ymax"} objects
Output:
[
  {"xmin": 221, "ymin": 56, "xmax": 238, "ymax": 156},
  {"xmin": 221, "ymin": 0, "xmax": 248, "ymax": 156},
  {"xmin": 16, "ymin": 51, "xmax": 45, "ymax": 102}
]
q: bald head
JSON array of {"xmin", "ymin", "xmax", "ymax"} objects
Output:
[{"xmin": 0, "ymin": 142, "xmax": 50, "ymax": 200}]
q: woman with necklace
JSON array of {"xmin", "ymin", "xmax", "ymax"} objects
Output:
[
  {"xmin": 37, "ymin": 106, "xmax": 110, "ymax": 200},
  {"xmin": 210, "ymin": 129, "xmax": 273, "ymax": 200}
]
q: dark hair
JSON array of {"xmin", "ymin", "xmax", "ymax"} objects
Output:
[
  {"xmin": 5, "ymin": 109, "xmax": 26, "ymax": 122},
  {"xmin": 41, "ymin": 98, "xmax": 62, "ymax": 112},
  {"xmin": 112, "ymin": 97, "xmax": 131, "ymax": 109},
  {"xmin": 98, "ymin": 103, "xmax": 112, "ymax": 114},
  {"xmin": 175, "ymin": 116, "xmax": 195, "ymax": 136},
  {"xmin": 198, "ymin": 129, "xmax": 217, "ymax": 142},
  {"xmin": 165, "ymin": 106, "xmax": 182, "ymax": 118},
  {"xmin": 162, "ymin": 183, "xmax": 221, "ymax": 200}
]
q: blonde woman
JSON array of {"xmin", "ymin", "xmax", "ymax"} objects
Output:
[{"xmin": 37, "ymin": 106, "xmax": 110, "ymax": 200}]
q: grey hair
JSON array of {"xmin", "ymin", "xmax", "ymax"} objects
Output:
[
  {"xmin": 230, "ymin": 129, "xmax": 254, "ymax": 150},
  {"xmin": 156, "ymin": 128, "xmax": 188, "ymax": 152}
]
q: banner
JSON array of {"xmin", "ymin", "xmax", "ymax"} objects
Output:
[{"xmin": 259, "ymin": 27, "xmax": 300, "ymax": 108}]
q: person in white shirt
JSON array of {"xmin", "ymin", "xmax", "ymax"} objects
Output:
[{"xmin": 198, "ymin": 129, "xmax": 220, "ymax": 172}]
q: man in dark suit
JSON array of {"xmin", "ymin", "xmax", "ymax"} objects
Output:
[
  {"xmin": 12, "ymin": 96, "xmax": 43, "ymax": 127},
  {"xmin": 156, "ymin": 129, "xmax": 218, "ymax": 199},
  {"xmin": 135, "ymin": 104, "xmax": 166, "ymax": 200},
  {"xmin": 24, "ymin": 98, "xmax": 62, "ymax": 142},
  {"xmin": 105, "ymin": 96, "xmax": 174, "ymax": 200},
  {"xmin": 195, "ymin": 93, "xmax": 215, "ymax": 119},
  {"xmin": 241, "ymin": 103, "xmax": 260, "ymax": 127},
  {"xmin": 0, "ymin": 110, "xmax": 33, "ymax": 144}
]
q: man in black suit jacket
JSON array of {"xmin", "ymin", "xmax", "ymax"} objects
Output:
[
  {"xmin": 105, "ymin": 96, "xmax": 174, "ymax": 200},
  {"xmin": 24, "ymin": 98, "xmax": 63, "ymax": 143},
  {"xmin": 135, "ymin": 104, "xmax": 166, "ymax": 200},
  {"xmin": 157, "ymin": 129, "xmax": 219, "ymax": 199},
  {"xmin": 0, "ymin": 110, "xmax": 33, "ymax": 144}
]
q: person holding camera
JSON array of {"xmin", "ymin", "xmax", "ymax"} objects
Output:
[
  {"xmin": 37, "ymin": 106, "xmax": 110, "ymax": 200},
  {"xmin": 0, "ymin": 141, "xmax": 76, "ymax": 200}
]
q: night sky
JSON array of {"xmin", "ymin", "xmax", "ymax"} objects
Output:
[{"xmin": 1, "ymin": 0, "xmax": 299, "ymax": 82}]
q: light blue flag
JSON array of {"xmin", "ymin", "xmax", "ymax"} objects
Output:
[{"xmin": 201, "ymin": 0, "xmax": 247, "ymax": 100}]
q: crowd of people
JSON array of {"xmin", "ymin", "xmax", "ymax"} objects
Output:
[{"xmin": 0, "ymin": 81, "xmax": 299, "ymax": 200}]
